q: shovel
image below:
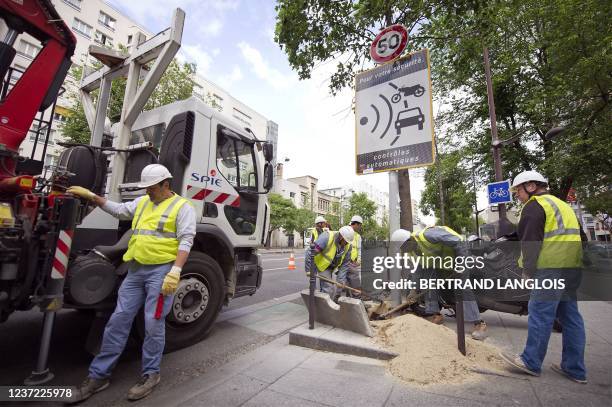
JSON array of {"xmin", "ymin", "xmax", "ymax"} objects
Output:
[
  {"xmin": 373, "ymin": 291, "xmax": 423, "ymax": 320},
  {"xmin": 306, "ymin": 272, "xmax": 378, "ymax": 302}
]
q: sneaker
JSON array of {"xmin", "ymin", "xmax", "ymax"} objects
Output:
[
  {"xmin": 499, "ymin": 352, "xmax": 540, "ymax": 376},
  {"xmin": 551, "ymin": 363, "xmax": 587, "ymax": 384},
  {"xmin": 471, "ymin": 320, "xmax": 488, "ymax": 341},
  {"xmin": 70, "ymin": 376, "xmax": 110, "ymax": 403},
  {"xmin": 425, "ymin": 313, "xmax": 444, "ymax": 325},
  {"xmin": 127, "ymin": 373, "xmax": 161, "ymax": 401}
]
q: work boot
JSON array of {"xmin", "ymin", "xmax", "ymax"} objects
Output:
[
  {"xmin": 70, "ymin": 376, "xmax": 110, "ymax": 403},
  {"xmin": 499, "ymin": 352, "xmax": 540, "ymax": 376},
  {"xmin": 127, "ymin": 373, "xmax": 160, "ymax": 401},
  {"xmin": 471, "ymin": 320, "xmax": 488, "ymax": 340},
  {"xmin": 425, "ymin": 313, "xmax": 444, "ymax": 325},
  {"xmin": 551, "ymin": 363, "xmax": 587, "ymax": 384}
]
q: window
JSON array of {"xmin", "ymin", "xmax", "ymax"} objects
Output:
[
  {"xmin": 72, "ymin": 18, "xmax": 92, "ymax": 38},
  {"xmin": 29, "ymin": 126, "xmax": 53, "ymax": 144},
  {"xmin": 63, "ymin": 0, "xmax": 82, "ymax": 10},
  {"xmin": 127, "ymin": 35, "xmax": 133, "ymax": 45},
  {"xmin": 289, "ymin": 192, "xmax": 295, "ymax": 198},
  {"xmin": 216, "ymin": 126, "xmax": 259, "ymax": 235},
  {"xmin": 94, "ymin": 30, "xmax": 113, "ymax": 47},
  {"xmin": 53, "ymin": 113, "xmax": 67, "ymax": 123},
  {"xmin": 9, "ymin": 65, "xmax": 25, "ymax": 83},
  {"xmin": 216, "ymin": 130, "xmax": 257, "ymax": 190},
  {"xmin": 98, "ymin": 11, "xmax": 116, "ymax": 30},
  {"xmin": 18, "ymin": 40, "xmax": 41, "ymax": 59},
  {"xmin": 44, "ymin": 154, "xmax": 58, "ymax": 166}
]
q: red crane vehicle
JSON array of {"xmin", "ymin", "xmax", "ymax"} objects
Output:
[
  {"xmin": 0, "ymin": 0, "xmax": 78, "ymax": 384},
  {"xmin": 0, "ymin": 1, "xmax": 273, "ymax": 385}
]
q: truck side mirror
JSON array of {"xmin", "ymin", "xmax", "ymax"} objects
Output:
[
  {"xmin": 263, "ymin": 142, "xmax": 274, "ymax": 162},
  {"xmin": 263, "ymin": 162, "xmax": 273, "ymax": 191}
]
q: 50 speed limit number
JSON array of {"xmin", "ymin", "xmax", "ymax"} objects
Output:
[{"xmin": 369, "ymin": 24, "xmax": 408, "ymax": 64}]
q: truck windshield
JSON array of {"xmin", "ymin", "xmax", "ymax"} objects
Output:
[{"xmin": 216, "ymin": 131, "xmax": 257, "ymax": 191}]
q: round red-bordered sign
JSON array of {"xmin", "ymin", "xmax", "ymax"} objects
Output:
[{"xmin": 369, "ymin": 24, "xmax": 408, "ymax": 63}]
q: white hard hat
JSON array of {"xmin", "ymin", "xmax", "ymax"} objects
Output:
[
  {"xmin": 338, "ymin": 225, "xmax": 355, "ymax": 242},
  {"xmin": 510, "ymin": 170, "xmax": 547, "ymax": 191},
  {"xmin": 350, "ymin": 215, "xmax": 363, "ymax": 224},
  {"xmin": 390, "ymin": 229, "xmax": 412, "ymax": 244},
  {"xmin": 315, "ymin": 216, "xmax": 326, "ymax": 224},
  {"xmin": 136, "ymin": 164, "xmax": 173, "ymax": 188}
]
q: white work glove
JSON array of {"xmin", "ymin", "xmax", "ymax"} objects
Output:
[
  {"xmin": 161, "ymin": 266, "xmax": 181, "ymax": 295},
  {"xmin": 66, "ymin": 186, "xmax": 95, "ymax": 200}
]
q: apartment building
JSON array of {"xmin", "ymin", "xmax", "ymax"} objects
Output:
[
  {"xmin": 0, "ymin": 0, "xmax": 152, "ymax": 167},
  {"xmin": 192, "ymin": 74, "xmax": 278, "ymax": 149},
  {"xmin": 2, "ymin": 1, "xmax": 278, "ymax": 174}
]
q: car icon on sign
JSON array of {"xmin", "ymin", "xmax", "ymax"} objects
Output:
[{"xmin": 395, "ymin": 107, "xmax": 425, "ymax": 134}]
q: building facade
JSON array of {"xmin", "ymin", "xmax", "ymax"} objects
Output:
[
  {"xmin": 192, "ymin": 75, "xmax": 277, "ymax": 147},
  {"xmin": 1, "ymin": 0, "xmax": 153, "ymax": 167},
  {"xmin": 2, "ymin": 1, "xmax": 277, "ymax": 177}
]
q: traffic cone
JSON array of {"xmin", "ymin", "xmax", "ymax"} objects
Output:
[{"xmin": 288, "ymin": 252, "xmax": 296, "ymax": 270}]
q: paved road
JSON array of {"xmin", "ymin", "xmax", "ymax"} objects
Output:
[{"xmin": 0, "ymin": 251, "xmax": 307, "ymax": 404}]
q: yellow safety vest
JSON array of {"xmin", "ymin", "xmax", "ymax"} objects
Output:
[
  {"xmin": 413, "ymin": 226, "xmax": 462, "ymax": 271},
  {"xmin": 350, "ymin": 232, "xmax": 361, "ymax": 263},
  {"xmin": 314, "ymin": 231, "xmax": 351, "ymax": 272},
  {"xmin": 518, "ymin": 194, "xmax": 582, "ymax": 269},
  {"xmin": 312, "ymin": 227, "xmax": 322, "ymax": 241},
  {"xmin": 123, "ymin": 194, "xmax": 189, "ymax": 265}
]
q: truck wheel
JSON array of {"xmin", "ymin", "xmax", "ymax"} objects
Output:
[{"xmin": 134, "ymin": 252, "xmax": 225, "ymax": 352}]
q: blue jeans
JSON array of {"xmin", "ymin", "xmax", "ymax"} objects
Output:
[
  {"xmin": 520, "ymin": 268, "xmax": 586, "ymax": 380},
  {"xmin": 89, "ymin": 262, "xmax": 174, "ymax": 379}
]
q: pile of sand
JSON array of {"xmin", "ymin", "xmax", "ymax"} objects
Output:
[{"xmin": 372, "ymin": 314, "xmax": 507, "ymax": 386}]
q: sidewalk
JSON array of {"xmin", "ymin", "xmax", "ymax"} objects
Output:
[{"xmin": 144, "ymin": 299, "xmax": 611, "ymax": 407}]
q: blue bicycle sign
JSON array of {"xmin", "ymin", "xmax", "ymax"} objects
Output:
[{"xmin": 487, "ymin": 180, "xmax": 512, "ymax": 205}]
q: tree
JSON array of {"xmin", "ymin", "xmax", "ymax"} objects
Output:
[
  {"xmin": 413, "ymin": 0, "xmax": 610, "ymax": 212},
  {"xmin": 345, "ymin": 192, "xmax": 387, "ymax": 240},
  {"xmin": 276, "ymin": 0, "xmax": 610, "ymax": 223},
  {"xmin": 420, "ymin": 151, "xmax": 476, "ymax": 233},
  {"xmin": 61, "ymin": 59, "xmax": 196, "ymax": 144},
  {"xmin": 292, "ymin": 207, "xmax": 316, "ymax": 239},
  {"xmin": 267, "ymin": 193, "xmax": 297, "ymax": 247}
]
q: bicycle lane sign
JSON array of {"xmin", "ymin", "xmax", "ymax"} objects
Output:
[{"xmin": 487, "ymin": 180, "xmax": 512, "ymax": 205}]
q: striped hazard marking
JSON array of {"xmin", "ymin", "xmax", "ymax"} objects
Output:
[
  {"xmin": 51, "ymin": 230, "xmax": 73, "ymax": 279},
  {"xmin": 186, "ymin": 185, "xmax": 240, "ymax": 207}
]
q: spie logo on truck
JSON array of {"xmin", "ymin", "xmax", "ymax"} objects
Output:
[{"xmin": 191, "ymin": 169, "xmax": 222, "ymax": 187}]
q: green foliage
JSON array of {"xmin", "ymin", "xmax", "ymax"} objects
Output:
[
  {"xmin": 291, "ymin": 207, "xmax": 316, "ymax": 236},
  {"xmin": 268, "ymin": 193, "xmax": 297, "ymax": 232},
  {"xmin": 268, "ymin": 193, "xmax": 316, "ymax": 239},
  {"xmin": 414, "ymin": 0, "xmax": 611, "ymax": 211},
  {"xmin": 275, "ymin": 0, "xmax": 611, "ymax": 221},
  {"xmin": 344, "ymin": 192, "xmax": 388, "ymax": 240},
  {"xmin": 61, "ymin": 59, "xmax": 195, "ymax": 144},
  {"xmin": 346, "ymin": 193, "xmax": 377, "ymax": 222},
  {"xmin": 420, "ymin": 151, "xmax": 477, "ymax": 233}
]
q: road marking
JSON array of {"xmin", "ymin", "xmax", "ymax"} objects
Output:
[
  {"xmin": 263, "ymin": 257, "xmax": 305, "ymax": 262},
  {"xmin": 263, "ymin": 266, "xmax": 300, "ymax": 271}
]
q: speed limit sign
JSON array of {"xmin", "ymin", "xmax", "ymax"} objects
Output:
[{"xmin": 370, "ymin": 24, "xmax": 408, "ymax": 63}]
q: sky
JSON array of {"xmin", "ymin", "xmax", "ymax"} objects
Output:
[{"xmin": 105, "ymin": 0, "xmax": 451, "ymax": 223}]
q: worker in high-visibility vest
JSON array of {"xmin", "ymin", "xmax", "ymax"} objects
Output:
[
  {"xmin": 337, "ymin": 215, "xmax": 363, "ymax": 296},
  {"xmin": 305, "ymin": 226, "xmax": 354, "ymax": 298},
  {"xmin": 390, "ymin": 227, "xmax": 488, "ymax": 340},
  {"xmin": 67, "ymin": 164, "xmax": 196, "ymax": 402},
  {"xmin": 500, "ymin": 171, "xmax": 586, "ymax": 384},
  {"xmin": 313, "ymin": 215, "xmax": 327, "ymax": 241}
]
